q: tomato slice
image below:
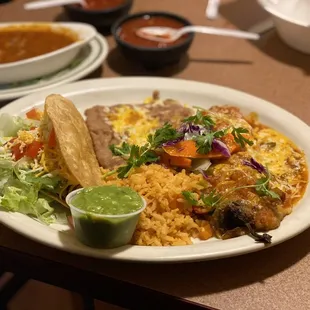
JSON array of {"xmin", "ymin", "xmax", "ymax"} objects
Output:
[
  {"xmin": 26, "ymin": 108, "xmax": 41, "ymax": 120},
  {"xmin": 11, "ymin": 143, "xmax": 24, "ymax": 161},
  {"xmin": 48, "ymin": 128, "xmax": 57, "ymax": 148},
  {"xmin": 25, "ymin": 141, "xmax": 43, "ymax": 159}
]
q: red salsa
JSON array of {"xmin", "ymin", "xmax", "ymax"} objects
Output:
[
  {"xmin": 118, "ymin": 15, "xmax": 188, "ymax": 48},
  {"xmin": 78, "ymin": 0, "xmax": 125, "ymax": 11}
]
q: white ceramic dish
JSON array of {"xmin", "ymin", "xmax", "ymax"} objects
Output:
[
  {"xmin": 0, "ymin": 22, "xmax": 97, "ymax": 84},
  {"xmin": 0, "ymin": 77, "xmax": 309, "ymax": 263},
  {"xmin": 0, "ymin": 34, "xmax": 108, "ymax": 101},
  {"xmin": 258, "ymin": 0, "xmax": 310, "ymax": 54}
]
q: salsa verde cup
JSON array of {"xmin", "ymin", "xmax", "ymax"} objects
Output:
[{"xmin": 66, "ymin": 186, "xmax": 146, "ymax": 249}]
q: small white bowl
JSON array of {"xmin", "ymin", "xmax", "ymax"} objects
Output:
[
  {"xmin": 0, "ymin": 22, "xmax": 97, "ymax": 84},
  {"xmin": 258, "ymin": 0, "xmax": 310, "ymax": 54}
]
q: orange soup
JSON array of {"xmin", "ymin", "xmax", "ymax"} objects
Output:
[{"xmin": 0, "ymin": 24, "xmax": 78, "ymax": 64}]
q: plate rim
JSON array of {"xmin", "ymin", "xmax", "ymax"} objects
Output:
[
  {"xmin": 0, "ymin": 34, "xmax": 109, "ymax": 101},
  {"xmin": 0, "ymin": 76, "xmax": 309, "ymax": 263}
]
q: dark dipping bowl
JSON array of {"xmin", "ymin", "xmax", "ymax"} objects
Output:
[
  {"xmin": 112, "ymin": 11, "xmax": 194, "ymax": 69},
  {"xmin": 64, "ymin": 0, "xmax": 133, "ymax": 29}
]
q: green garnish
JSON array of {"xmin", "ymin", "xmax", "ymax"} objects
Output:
[
  {"xmin": 110, "ymin": 144, "xmax": 158, "ymax": 179},
  {"xmin": 201, "ymin": 190, "xmax": 221, "ymax": 207},
  {"xmin": 231, "ymin": 127, "xmax": 254, "ymax": 148},
  {"xmin": 147, "ymin": 123, "xmax": 182, "ymax": 148},
  {"xmin": 182, "ymin": 110, "xmax": 215, "ymax": 128},
  {"xmin": 109, "ymin": 124, "xmax": 181, "ymax": 179},
  {"xmin": 255, "ymin": 170, "xmax": 280, "ymax": 199},
  {"xmin": 182, "ymin": 168, "xmax": 280, "ymax": 209},
  {"xmin": 109, "ymin": 142, "xmax": 131, "ymax": 157},
  {"xmin": 193, "ymin": 128, "xmax": 228, "ymax": 154},
  {"xmin": 193, "ymin": 133, "xmax": 214, "ymax": 154},
  {"xmin": 182, "ymin": 190, "xmax": 221, "ymax": 212},
  {"xmin": 182, "ymin": 191, "xmax": 199, "ymax": 205}
]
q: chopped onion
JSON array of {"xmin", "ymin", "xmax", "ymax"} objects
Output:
[
  {"xmin": 198, "ymin": 168, "xmax": 209, "ymax": 180},
  {"xmin": 191, "ymin": 158, "xmax": 212, "ymax": 171}
]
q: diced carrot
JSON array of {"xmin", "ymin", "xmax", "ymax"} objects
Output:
[
  {"xmin": 160, "ymin": 152, "xmax": 172, "ymax": 167},
  {"xmin": 170, "ymin": 157, "xmax": 192, "ymax": 168},
  {"xmin": 163, "ymin": 133, "xmax": 243, "ymax": 159},
  {"xmin": 26, "ymin": 108, "xmax": 41, "ymax": 120},
  {"xmin": 163, "ymin": 140, "xmax": 207, "ymax": 158},
  {"xmin": 160, "ymin": 152, "xmax": 192, "ymax": 168}
]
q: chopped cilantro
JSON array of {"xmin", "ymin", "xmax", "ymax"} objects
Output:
[
  {"xmin": 231, "ymin": 127, "xmax": 254, "ymax": 148},
  {"xmin": 255, "ymin": 171, "xmax": 280, "ymax": 199},
  {"xmin": 201, "ymin": 190, "xmax": 221, "ymax": 207},
  {"xmin": 193, "ymin": 128, "xmax": 229, "ymax": 154},
  {"xmin": 182, "ymin": 191, "xmax": 199, "ymax": 205},
  {"xmin": 183, "ymin": 110, "xmax": 215, "ymax": 128},
  {"xmin": 147, "ymin": 123, "xmax": 182, "ymax": 148},
  {"xmin": 109, "ymin": 125, "xmax": 181, "ymax": 179}
]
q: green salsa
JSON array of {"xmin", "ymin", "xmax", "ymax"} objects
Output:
[
  {"xmin": 69, "ymin": 186, "xmax": 145, "ymax": 248},
  {"xmin": 71, "ymin": 185, "xmax": 143, "ymax": 215}
]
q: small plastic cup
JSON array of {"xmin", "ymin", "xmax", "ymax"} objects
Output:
[{"xmin": 66, "ymin": 187, "xmax": 147, "ymax": 249}]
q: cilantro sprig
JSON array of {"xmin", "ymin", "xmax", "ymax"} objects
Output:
[
  {"xmin": 147, "ymin": 123, "xmax": 182, "ymax": 149},
  {"xmin": 108, "ymin": 124, "xmax": 181, "ymax": 179},
  {"xmin": 231, "ymin": 127, "xmax": 254, "ymax": 148},
  {"xmin": 182, "ymin": 110, "xmax": 215, "ymax": 128},
  {"xmin": 182, "ymin": 190, "xmax": 221, "ymax": 213},
  {"xmin": 182, "ymin": 165, "xmax": 280, "ymax": 210},
  {"xmin": 111, "ymin": 144, "xmax": 159, "ymax": 178},
  {"xmin": 255, "ymin": 170, "xmax": 280, "ymax": 199},
  {"xmin": 193, "ymin": 128, "xmax": 228, "ymax": 154},
  {"xmin": 182, "ymin": 191, "xmax": 199, "ymax": 205}
]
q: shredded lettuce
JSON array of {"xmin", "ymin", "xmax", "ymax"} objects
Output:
[
  {"xmin": 0, "ymin": 113, "xmax": 39, "ymax": 137},
  {"xmin": 0, "ymin": 114, "xmax": 67, "ymax": 225},
  {"xmin": 0, "ymin": 156, "xmax": 66, "ymax": 224},
  {"xmin": 13, "ymin": 160, "xmax": 62, "ymax": 191},
  {"xmin": 0, "ymin": 159, "xmax": 14, "ymax": 193},
  {"xmin": 0, "ymin": 176, "xmax": 65, "ymax": 224}
]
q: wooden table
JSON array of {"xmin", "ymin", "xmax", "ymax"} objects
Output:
[{"xmin": 1, "ymin": 0, "xmax": 310, "ymax": 309}]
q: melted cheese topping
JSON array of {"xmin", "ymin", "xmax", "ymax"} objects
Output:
[
  {"xmin": 248, "ymin": 127, "xmax": 307, "ymax": 199},
  {"xmin": 108, "ymin": 105, "xmax": 159, "ymax": 146}
]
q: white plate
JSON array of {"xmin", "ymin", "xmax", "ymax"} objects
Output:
[
  {"xmin": 0, "ymin": 34, "xmax": 108, "ymax": 101},
  {"xmin": 0, "ymin": 77, "xmax": 309, "ymax": 263}
]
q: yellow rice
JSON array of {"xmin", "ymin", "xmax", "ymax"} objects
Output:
[{"xmin": 103, "ymin": 164, "xmax": 213, "ymax": 246}]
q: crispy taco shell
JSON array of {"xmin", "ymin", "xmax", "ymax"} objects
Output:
[{"xmin": 44, "ymin": 94, "xmax": 102, "ymax": 187}]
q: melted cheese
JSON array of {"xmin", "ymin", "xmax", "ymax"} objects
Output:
[
  {"xmin": 108, "ymin": 105, "xmax": 159, "ymax": 146},
  {"xmin": 248, "ymin": 127, "xmax": 307, "ymax": 197}
]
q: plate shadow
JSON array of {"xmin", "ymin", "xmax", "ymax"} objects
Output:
[{"xmin": 107, "ymin": 47, "xmax": 190, "ymax": 77}]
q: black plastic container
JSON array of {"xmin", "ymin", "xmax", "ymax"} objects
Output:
[
  {"xmin": 112, "ymin": 11, "xmax": 194, "ymax": 69},
  {"xmin": 64, "ymin": 0, "xmax": 133, "ymax": 29}
]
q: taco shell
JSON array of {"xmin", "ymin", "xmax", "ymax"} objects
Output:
[{"xmin": 43, "ymin": 94, "xmax": 102, "ymax": 187}]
